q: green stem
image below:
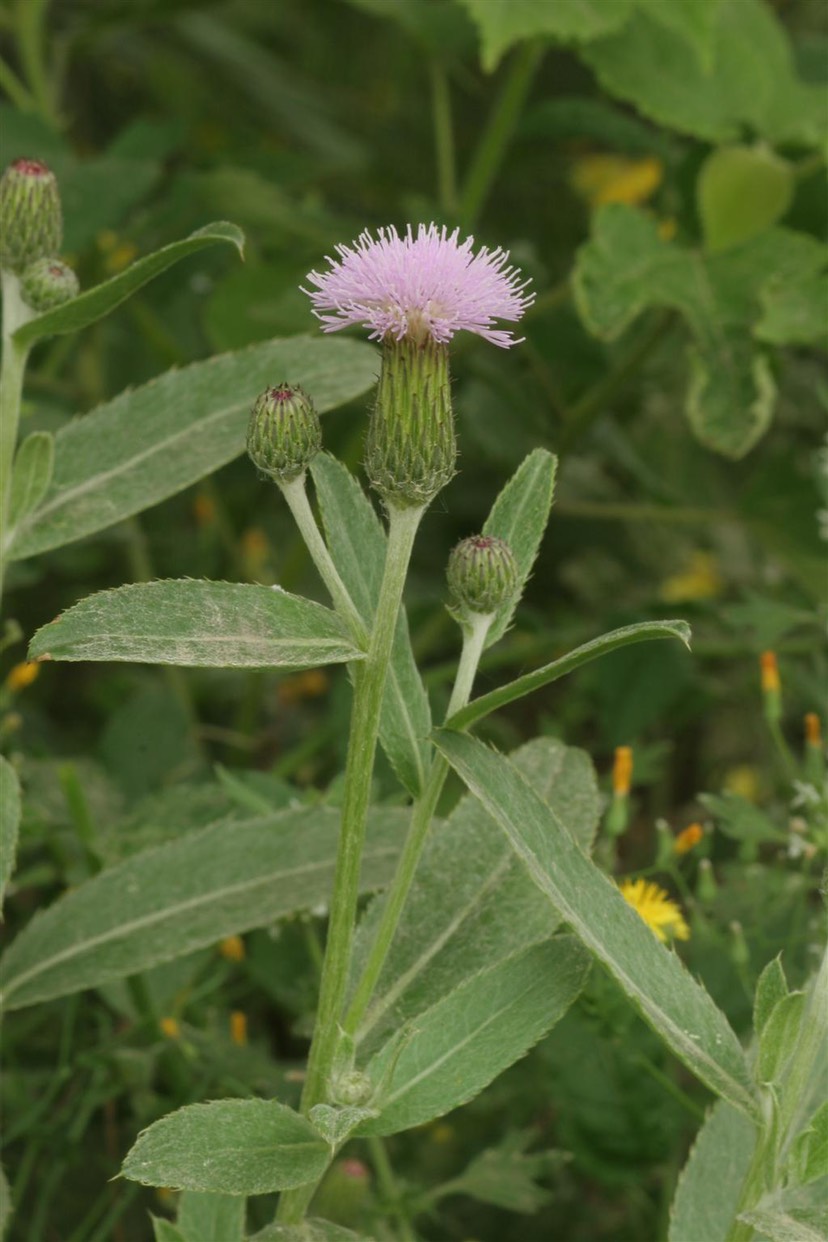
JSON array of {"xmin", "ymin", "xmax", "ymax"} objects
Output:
[
  {"xmin": 0, "ymin": 272, "xmax": 34, "ymax": 610},
  {"xmin": 459, "ymin": 41, "xmax": 544, "ymax": 229},
  {"xmin": 280, "ymin": 474, "xmax": 368, "ymax": 647},
  {"xmin": 0, "ymin": 53, "xmax": 36, "ymax": 111},
  {"xmin": 277, "ymin": 503, "xmax": 424, "ymax": 1225},
  {"xmin": 367, "ymin": 1136, "xmax": 417, "ymax": 1242},
  {"xmin": 430, "ymin": 60, "xmax": 457, "ymax": 216},
  {"xmin": 344, "ymin": 612, "xmax": 492, "ymax": 1039}
]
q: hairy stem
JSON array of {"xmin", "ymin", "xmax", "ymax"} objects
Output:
[{"xmin": 0, "ymin": 272, "xmax": 34, "ymax": 609}]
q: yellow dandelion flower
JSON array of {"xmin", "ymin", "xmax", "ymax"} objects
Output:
[
  {"xmin": 570, "ymin": 154, "xmax": 664, "ymax": 208},
  {"xmin": 618, "ymin": 878, "xmax": 690, "ymax": 943},
  {"xmin": 230, "ymin": 1010, "xmax": 248, "ymax": 1046},
  {"xmin": 5, "ymin": 661, "xmax": 40, "ymax": 692},
  {"xmin": 660, "ymin": 551, "xmax": 723, "ymax": 603},
  {"xmin": 159, "ymin": 1016, "xmax": 181, "ymax": 1039},
  {"xmin": 674, "ymin": 822, "xmax": 704, "ymax": 856},
  {"xmin": 218, "ymin": 934, "xmax": 245, "ymax": 962}
]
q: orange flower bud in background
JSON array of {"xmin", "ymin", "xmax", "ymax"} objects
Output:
[
  {"xmin": 760, "ymin": 651, "xmax": 781, "ymax": 694},
  {"xmin": 218, "ymin": 934, "xmax": 245, "ymax": 962},
  {"xmin": 230, "ymin": 1011, "xmax": 248, "ymax": 1046},
  {"xmin": 612, "ymin": 746, "xmax": 633, "ymax": 797},
  {"xmin": 674, "ymin": 822, "xmax": 704, "ymax": 855}
]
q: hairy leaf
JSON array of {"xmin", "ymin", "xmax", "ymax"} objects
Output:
[
  {"xmin": 668, "ymin": 1100, "xmax": 756, "ymax": 1242},
  {"xmin": 6, "ymin": 432, "xmax": 54, "ymax": 536},
  {"xmin": 178, "ymin": 1191, "xmax": 245, "ymax": 1242},
  {"xmin": 0, "ymin": 757, "xmax": 21, "ymax": 917}
]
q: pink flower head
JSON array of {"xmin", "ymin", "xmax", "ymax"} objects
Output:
[{"xmin": 303, "ymin": 223, "xmax": 533, "ymax": 348}]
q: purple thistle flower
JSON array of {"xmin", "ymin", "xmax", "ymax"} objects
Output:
[{"xmin": 303, "ymin": 223, "xmax": 534, "ymax": 348}]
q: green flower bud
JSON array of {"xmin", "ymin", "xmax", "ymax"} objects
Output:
[
  {"xmin": 0, "ymin": 158, "xmax": 63, "ymax": 273},
  {"xmin": 365, "ymin": 336, "xmax": 456, "ymax": 509},
  {"xmin": 447, "ymin": 534, "xmax": 518, "ymax": 618},
  {"xmin": 330, "ymin": 1068, "xmax": 373, "ymax": 1107},
  {"xmin": 246, "ymin": 384, "xmax": 322, "ymax": 483},
  {"xmin": 20, "ymin": 257, "xmax": 79, "ymax": 311}
]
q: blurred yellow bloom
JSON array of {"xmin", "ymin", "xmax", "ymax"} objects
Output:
[
  {"xmin": 658, "ymin": 217, "xmax": 678, "ymax": 241},
  {"xmin": 193, "ymin": 491, "xmax": 217, "ymax": 526},
  {"xmin": 805, "ymin": 712, "xmax": 822, "ymax": 747},
  {"xmin": 218, "ymin": 934, "xmax": 245, "ymax": 962},
  {"xmin": 97, "ymin": 230, "xmax": 138, "ymax": 274},
  {"xmin": 230, "ymin": 1010, "xmax": 248, "ymax": 1046},
  {"xmin": 760, "ymin": 650, "xmax": 781, "ymax": 694},
  {"xmin": 5, "ymin": 661, "xmax": 39, "ymax": 692},
  {"xmin": 723, "ymin": 765, "xmax": 761, "ymax": 802},
  {"xmin": 570, "ymin": 154, "xmax": 663, "ymax": 208},
  {"xmin": 660, "ymin": 552, "xmax": 723, "ymax": 603},
  {"xmin": 430, "ymin": 1123, "xmax": 454, "ymax": 1145},
  {"xmin": 618, "ymin": 878, "xmax": 690, "ymax": 942},
  {"xmin": 159, "ymin": 1016, "xmax": 181, "ymax": 1039},
  {"xmin": 674, "ymin": 822, "xmax": 704, "ymax": 855},
  {"xmin": 278, "ymin": 669, "xmax": 330, "ymax": 706}
]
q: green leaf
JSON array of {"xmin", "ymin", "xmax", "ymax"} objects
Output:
[
  {"xmin": 152, "ymin": 1219, "xmax": 187, "ymax": 1242},
  {"xmin": 123, "ymin": 1099, "xmax": 330, "ymax": 1194},
  {"xmin": 352, "ymin": 737, "xmax": 600, "ymax": 1055},
  {"xmin": 448, "ymin": 619, "xmax": 690, "ymax": 731},
  {"xmin": 754, "ymin": 955, "xmax": 789, "ymax": 1036},
  {"xmin": 581, "ymin": 0, "xmax": 826, "ymax": 149},
  {"xmin": 358, "ymin": 937, "xmax": 590, "ymax": 1136},
  {"xmin": 574, "ymin": 204, "xmax": 827, "ymax": 457},
  {"xmin": 758, "ymin": 991, "xmax": 806, "ymax": 1086},
  {"xmin": 6, "ymin": 432, "xmax": 54, "ymax": 533},
  {"xmin": 308, "ymin": 1104, "xmax": 377, "ymax": 1150},
  {"xmin": 482, "ymin": 448, "xmax": 557, "ymax": 647},
  {"xmin": 0, "ymin": 757, "xmax": 21, "ymax": 917},
  {"xmin": 433, "ymin": 730, "xmax": 760, "ymax": 1121},
  {"xmin": 178, "ymin": 1191, "xmax": 245, "ymax": 1242},
  {"xmin": 10, "ymin": 336, "xmax": 378, "ymax": 560},
  {"xmin": 739, "ymin": 1181, "xmax": 828, "ymax": 1242},
  {"xmin": 458, "ymin": 0, "xmax": 634, "ymax": 72},
  {"xmin": 12, "ymin": 222, "xmax": 244, "ymax": 349},
  {"xmin": 699, "ymin": 792, "xmax": 785, "ymax": 845},
  {"xmin": 0, "ymin": 805, "xmax": 406, "ymax": 1010},
  {"xmin": 0, "ymin": 1164, "xmax": 11, "ymax": 1242},
  {"xmin": 248, "ymin": 1221, "xmax": 371, "ymax": 1241},
  {"xmin": 438, "ymin": 1130, "xmax": 562, "ymax": 1214},
  {"xmin": 756, "ymin": 272, "xmax": 828, "ymax": 349},
  {"xmin": 634, "ymin": 0, "xmax": 722, "ymax": 69},
  {"xmin": 310, "ymin": 454, "xmax": 431, "ymax": 796},
  {"xmin": 668, "ymin": 1100, "xmax": 756, "ymax": 1242},
  {"xmin": 698, "ymin": 145, "xmax": 794, "ymax": 253},
  {"xmin": 789, "ymin": 1102, "xmax": 828, "ymax": 1188},
  {"xmin": 28, "ymin": 580, "xmax": 363, "ymax": 669}
]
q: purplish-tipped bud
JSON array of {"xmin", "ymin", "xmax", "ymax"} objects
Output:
[
  {"xmin": 20, "ymin": 257, "xmax": 79, "ymax": 311},
  {"xmin": 247, "ymin": 384, "xmax": 322, "ymax": 483},
  {"xmin": 447, "ymin": 534, "xmax": 518, "ymax": 619},
  {"xmin": 0, "ymin": 158, "xmax": 62, "ymax": 273}
]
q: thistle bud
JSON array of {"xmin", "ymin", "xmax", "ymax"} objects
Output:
[
  {"xmin": 247, "ymin": 384, "xmax": 322, "ymax": 483},
  {"xmin": 20, "ymin": 257, "xmax": 79, "ymax": 311},
  {"xmin": 365, "ymin": 337, "xmax": 456, "ymax": 509},
  {"xmin": 447, "ymin": 534, "xmax": 518, "ymax": 619},
  {"xmin": 0, "ymin": 158, "xmax": 62, "ymax": 273}
]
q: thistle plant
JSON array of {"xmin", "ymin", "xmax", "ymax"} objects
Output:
[{"xmin": 2, "ymin": 177, "xmax": 826, "ymax": 1242}]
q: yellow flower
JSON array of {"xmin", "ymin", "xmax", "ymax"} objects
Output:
[
  {"xmin": 570, "ymin": 154, "xmax": 664, "ymax": 208},
  {"xmin": 660, "ymin": 551, "xmax": 723, "ymax": 603},
  {"xmin": 97, "ymin": 229, "xmax": 138, "ymax": 274},
  {"xmin": 674, "ymin": 822, "xmax": 704, "ymax": 856},
  {"xmin": 760, "ymin": 650, "xmax": 781, "ymax": 694},
  {"xmin": 230, "ymin": 1010, "xmax": 248, "ymax": 1046},
  {"xmin": 218, "ymin": 934, "xmax": 245, "ymax": 962},
  {"xmin": 4, "ymin": 661, "xmax": 39, "ymax": 692},
  {"xmin": 618, "ymin": 878, "xmax": 690, "ymax": 942},
  {"xmin": 612, "ymin": 745, "xmax": 633, "ymax": 796},
  {"xmin": 159, "ymin": 1016, "xmax": 181, "ymax": 1039},
  {"xmin": 723, "ymin": 765, "xmax": 761, "ymax": 802}
]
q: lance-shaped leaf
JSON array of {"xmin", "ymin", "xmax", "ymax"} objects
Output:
[
  {"xmin": 447, "ymin": 619, "xmax": 690, "ymax": 731},
  {"xmin": 0, "ymin": 757, "xmax": 21, "ymax": 917},
  {"xmin": 28, "ymin": 580, "xmax": 363, "ymax": 668},
  {"xmin": 12, "ymin": 222, "xmax": 244, "ymax": 348},
  {"xmin": 10, "ymin": 335, "xmax": 377, "ymax": 560},
  {"xmin": 357, "ymin": 937, "xmax": 590, "ymax": 1136},
  {"xmin": 482, "ymin": 448, "xmax": 557, "ymax": 647},
  {"xmin": 433, "ymin": 730, "xmax": 760, "ymax": 1122},
  {"xmin": 668, "ymin": 1100, "xmax": 756, "ymax": 1242},
  {"xmin": 123, "ymin": 1099, "xmax": 329, "ymax": 1194},
  {"xmin": 311, "ymin": 454, "xmax": 431, "ymax": 796},
  {"xmin": 0, "ymin": 806, "xmax": 406, "ymax": 1010},
  {"xmin": 6, "ymin": 432, "xmax": 54, "ymax": 535}
]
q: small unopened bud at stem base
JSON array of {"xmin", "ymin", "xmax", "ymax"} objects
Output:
[
  {"xmin": 447, "ymin": 534, "xmax": 517, "ymax": 619},
  {"xmin": 247, "ymin": 384, "xmax": 322, "ymax": 483},
  {"xmin": 20, "ymin": 257, "xmax": 79, "ymax": 311}
]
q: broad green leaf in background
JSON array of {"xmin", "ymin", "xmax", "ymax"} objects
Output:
[
  {"xmin": 0, "ymin": 806, "xmax": 407, "ymax": 1010},
  {"xmin": 699, "ymin": 792, "xmax": 786, "ymax": 845},
  {"xmin": 10, "ymin": 335, "xmax": 377, "ymax": 560},
  {"xmin": 581, "ymin": 0, "xmax": 827, "ymax": 149},
  {"xmin": 123, "ymin": 1099, "xmax": 330, "ymax": 1193},
  {"xmin": 634, "ymin": 0, "xmax": 722, "ymax": 69},
  {"xmin": 574, "ymin": 204, "xmax": 827, "ymax": 457},
  {"xmin": 28, "ymin": 580, "xmax": 363, "ymax": 668},
  {"xmin": 357, "ymin": 937, "xmax": 590, "ymax": 1136},
  {"xmin": 448, "ymin": 619, "xmax": 691, "ymax": 731},
  {"xmin": 756, "ymin": 273, "xmax": 828, "ymax": 350},
  {"xmin": 434, "ymin": 730, "xmax": 760, "ymax": 1121},
  {"xmin": 311, "ymin": 454, "xmax": 431, "ymax": 796},
  {"xmin": 458, "ymin": 0, "xmax": 634, "ymax": 72},
  {"xmin": 789, "ymin": 1103, "xmax": 828, "ymax": 1189},
  {"xmin": 668, "ymin": 1100, "xmax": 756, "ymax": 1242},
  {"xmin": 739, "ymin": 1181, "xmax": 828, "ymax": 1242},
  {"xmin": 754, "ymin": 956, "xmax": 789, "ymax": 1036},
  {"xmin": 0, "ymin": 757, "xmax": 21, "ymax": 917},
  {"xmin": 5, "ymin": 432, "xmax": 54, "ymax": 536},
  {"xmin": 152, "ymin": 1219, "xmax": 187, "ymax": 1242},
  {"xmin": 351, "ymin": 738, "xmax": 600, "ymax": 1056},
  {"xmin": 434, "ymin": 1130, "xmax": 563, "ymax": 1215},
  {"xmin": 697, "ymin": 145, "xmax": 794, "ymax": 254},
  {"xmin": 13, "ymin": 223, "xmax": 244, "ymax": 348},
  {"xmin": 177, "ymin": 1191, "xmax": 246, "ymax": 1242},
  {"xmin": 482, "ymin": 448, "xmax": 557, "ymax": 647}
]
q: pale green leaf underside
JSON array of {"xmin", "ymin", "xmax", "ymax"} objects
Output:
[
  {"xmin": 448, "ymin": 618, "xmax": 690, "ymax": 731},
  {"xmin": 351, "ymin": 737, "xmax": 600, "ymax": 1056},
  {"xmin": 13, "ymin": 222, "xmax": 244, "ymax": 348},
  {"xmin": 11, "ymin": 335, "xmax": 378, "ymax": 560},
  {"xmin": 668, "ymin": 1100, "xmax": 756, "ymax": 1242},
  {"xmin": 434, "ymin": 730, "xmax": 759, "ymax": 1121},
  {"xmin": 359, "ymin": 937, "xmax": 590, "ymax": 1136},
  {"xmin": 28, "ymin": 579, "xmax": 363, "ymax": 668},
  {"xmin": 0, "ymin": 806, "xmax": 406, "ymax": 1010},
  {"xmin": 0, "ymin": 756, "xmax": 21, "ymax": 917},
  {"xmin": 458, "ymin": 0, "xmax": 634, "ymax": 71},
  {"xmin": 739, "ymin": 1181, "xmax": 828, "ymax": 1242},
  {"xmin": 177, "ymin": 1190, "xmax": 245, "ymax": 1242},
  {"xmin": 123, "ymin": 1099, "xmax": 329, "ymax": 1194},
  {"xmin": 311, "ymin": 454, "xmax": 431, "ymax": 796},
  {"xmin": 6, "ymin": 432, "xmax": 54, "ymax": 537}
]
